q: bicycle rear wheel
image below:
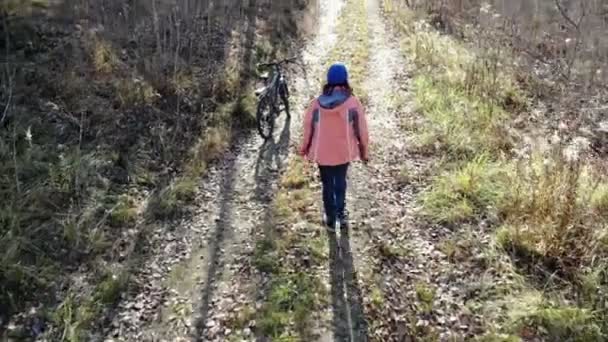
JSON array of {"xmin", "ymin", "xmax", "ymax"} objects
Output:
[{"xmin": 256, "ymin": 95, "xmax": 275, "ymax": 140}]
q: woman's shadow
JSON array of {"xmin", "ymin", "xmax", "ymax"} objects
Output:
[{"xmin": 329, "ymin": 230, "xmax": 369, "ymax": 341}]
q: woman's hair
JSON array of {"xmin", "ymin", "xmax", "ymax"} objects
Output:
[{"xmin": 322, "ymin": 82, "xmax": 353, "ymax": 96}]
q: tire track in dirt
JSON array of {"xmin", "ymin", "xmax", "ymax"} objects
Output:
[
  {"xmin": 246, "ymin": 1, "xmax": 346, "ymax": 340},
  {"xmin": 347, "ymin": 1, "xmax": 491, "ymax": 340},
  {"xmin": 345, "ymin": 0, "xmax": 432, "ymax": 340}
]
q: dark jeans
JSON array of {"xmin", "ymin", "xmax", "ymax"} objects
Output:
[{"xmin": 319, "ymin": 163, "xmax": 349, "ymax": 223}]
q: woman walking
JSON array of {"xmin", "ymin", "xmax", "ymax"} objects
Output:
[{"xmin": 299, "ymin": 63, "xmax": 370, "ymax": 231}]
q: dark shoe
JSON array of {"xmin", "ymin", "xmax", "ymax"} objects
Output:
[
  {"xmin": 338, "ymin": 212, "xmax": 349, "ymax": 231},
  {"xmin": 323, "ymin": 214, "xmax": 336, "ymax": 232}
]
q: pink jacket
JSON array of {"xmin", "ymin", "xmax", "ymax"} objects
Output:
[{"xmin": 299, "ymin": 91, "xmax": 369, "ymax": 166}]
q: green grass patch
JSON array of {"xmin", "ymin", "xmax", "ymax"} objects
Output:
[
  {"xmin": 308, "ymin": 235, "xmax": 329, "ymax": 262},
  {"xmin": 413, "ymin": 75, "xmax": 512, "ymax": 157},
  {"xmin": 213, "ymin": 93, "xmax": 258, "ymax": 130},
  {"xmin": 588, "ymin": 182, "xmax": 608, "ymax": 216},
  {"xmin": 2, "ymin": 0, "xmax": 49, "ymax": 14},
  {"xmin": 420, "ymin": 156, "xmax": 511, "ymax": 224},
  {"xmin": 93, "ymin": 270, "xmax": 128, "ymax": 305},
  {"xmin": 149, "ymin": 177, "xmax": 197, "ymax": 219},
  {"xmin": 370, "ymin": 284, "xmax": 385, "ymax": 308},
  {"xmin": 405, "ymin": 21, "xmax": 524, "ymax": 111},
  {"xmin": 439, "ymin": 230, "xmax": 476, "ymax": 264},
  {"xmin": 395, "ymin": 165, "xmax": 413, "ymax": 186},
  {"xmin": 415, "ymin": 282, "xmax": 436, "ymax": 315},
  {"xmin": 254, "ymin": 238, "xmax": 279, "ymax": 274},
  {"xmin": 475, "ymin": 333, "xmax": 521, "ymax": 342},
  {"xmin": 254, "ymin": 157, "xmax": 326, "ymax": 340},
  {"xmin": 52, "ymin": 268, "xmax": 127, "ymax": 342},
  {"xmin": 109, "ymin": 195, "xmax": 137, "ymax": 227},
  {"xmin": 378, "ymin": 240, "xmax": 412, "ymax": 260},
  {"xmin": 280, "ymin": 158, "xmax": 309, "ymax": 189},
  {"xmin": 259, "ymin": 272, "xmax": 324, "ymax": 340},
  {"xmin": 503, "ymin": 292, "xmax": 602, "ymax": 341}
]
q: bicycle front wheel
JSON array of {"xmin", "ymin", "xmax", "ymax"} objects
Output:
[{"xmin": 256, "ymin": 95, "xmax": 275, "ymax": 140}]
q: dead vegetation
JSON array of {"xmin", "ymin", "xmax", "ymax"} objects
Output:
[
  {"xmin": 0, "ymin": 0, "xmax": 316, "ymax": 339},
  {"xmin": 384, "ymin": 0, "xmax": 608, "ymax": 339},
  {"xmin": 403, "ymin": 0, "xmax": 608, "ymax": 143}
]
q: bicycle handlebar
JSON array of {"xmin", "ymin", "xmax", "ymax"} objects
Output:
[{"xmin": 257, "ymin": 57, "xmax": 298, "ymax": 68}]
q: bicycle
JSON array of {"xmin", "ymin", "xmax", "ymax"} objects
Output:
[{"xmin": 255, "ymin": 57, "xmax": 297, "ymax": 140}]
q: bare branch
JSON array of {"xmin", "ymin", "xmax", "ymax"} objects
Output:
[
  {"xmin": 576, "ymin": 1, "xmax": 587, "ymax": 28},
  {"xmin": 0, "ymin": 82, "xmax": 12, "ymax": 125},
  {"xmin": 0, "ymin": 9, "xmax": 12, "ymax": 126},
  {"xmin": 12, "ymin": 123, "xmax": 20, "ymax": 194},
  {"xmin": 554, "ymin": 0, "xmax": 585, "ymax": 31}
]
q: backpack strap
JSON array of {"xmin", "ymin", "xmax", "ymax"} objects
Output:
[
  {"xmin": 305, "ymin": 106, "xmax": 320, "ymax": 154},
  {"xmin": 348, "ymin": 108, "xmax": 365, "ymax": 156}
]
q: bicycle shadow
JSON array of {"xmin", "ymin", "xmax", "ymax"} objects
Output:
[
  {"xmin": 254, "ymin": 115, "xmax": 291, "ymax": 201},
  {"xmin": 328, "ymin": 230, "xmax": 369, "ymax": 342},
  {"xmin": 252, "ymin": 118, "xmax": 292, "ymax": 342}
]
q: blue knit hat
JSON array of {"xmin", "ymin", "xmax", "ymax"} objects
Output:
[{"xmin": 327, "ymin": 63, "xmax": 348, "ymax": 85}]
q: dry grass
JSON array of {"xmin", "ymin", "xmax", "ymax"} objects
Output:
[
  {"xmin": 1, "ymin": 0, "xmax": 48, "ymax": 14},
  {"xmin": 385, "ymin": 1, "xmax": 608, "ymax": 339},
  {"xmin": 51, "ymin": 268, "xmax": 128, "ymax": 342},
  {"xmin": 114, "ymin": 78, "xmax": 159, "ymax": 108},
  {"xmin": 496, "ymin": 149, "xmax": 608, "ymax": 276},
  {"xmin": 1, "ymin": 0, "xmax": 316, "ymax": 336},
  {"xmin": 91, "ymin": 38, "xmax": 119, "ymax": 75},
  {"xmin": 405, "ymin": 0, "xmax": 608, "ymax": 91},
  {"xmin": 420, "ymin": 138, "xmax": 608, "ymax": 338},
  {"xmin": 387, "ymin": 13, "xmax": 522, "ymax": 157}
]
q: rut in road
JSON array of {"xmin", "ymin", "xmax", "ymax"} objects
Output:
[
  {"xmin": 345, "ymin": 1, "xmax": 490, "ymax": 341},
  {"xmin": 327, "ymin": 0, "xmax": 439, "ymax": 340},
  {"xmin": 317, "ymin": 0, "xmax": 420, "ymax": 340}
]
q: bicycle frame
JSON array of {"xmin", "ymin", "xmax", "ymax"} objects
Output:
[
  {"xmin": 258, "ymin": 65, "xmax": 285, "ymax": 104},
  {"xmin": 255, "ymin": 57, "xmax": 295, "ymax": 139}
]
